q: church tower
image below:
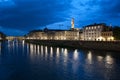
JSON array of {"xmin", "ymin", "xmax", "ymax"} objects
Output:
[{"xmin": 71, "ymin": 18, "xmax": 74, "ymax": 29}]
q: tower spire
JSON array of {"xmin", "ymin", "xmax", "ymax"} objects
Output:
[{"xmin": 71, "ymin": 18, "xmax": 74, "ymax": 29}]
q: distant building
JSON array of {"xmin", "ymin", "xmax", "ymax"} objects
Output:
[
  {"xmin": 26, "ymin": 29, "xmax": 80, "ymax": 40},
  {"xmin": 26, "ymin": 18, "xmax": 80, "ymax": 40},
  {"xmin": 25, "ymin": 18, "xmax": 114, "ymax": 41},
  {"xmin": 82, "ymin": 23, "xmax": 114, "ymax": 41}
]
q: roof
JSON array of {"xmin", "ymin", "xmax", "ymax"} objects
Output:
[{"xmin": 85, "ymin": 23, "xmax": 106, "ymax": 27}]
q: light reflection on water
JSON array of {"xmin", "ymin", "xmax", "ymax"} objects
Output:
[
  {"xmin": 50, "ymin": 47, "xmax": 53, "ymax": 58},
  {"xmin": 73, "ymin": 49, "xmax": 79, "ymax": 60},
  {"xmin": 56, "ymin": 47, "xmax": 60, "ymax": 63},
  {"xmin": 41, "ymin": 45, "xmax": 43, "ymax": 56},
  {"xmin": 86, "ymin": 51, "xmax": 93, "ymax": 64},
  {"xmin": 97, "ymin": 56, "xmax": 103, "ymax": 62},
  {"xmin": 0, "ymin": 41, "xmax": 120, "ymax": 80},
  {"xmin": 105, "ymin": 55, "xmax": 114, "ymax": 65},
  {"xmin": 0, "ymin": 42, "xmax": 1, "ymax": 54},
  {"xmin": 72, "ymin": 49, "xmax": 79, "ymax": 73},
  {"xmin": 63, "ymin": 48, "xmax": 68, "ymax": 66}
]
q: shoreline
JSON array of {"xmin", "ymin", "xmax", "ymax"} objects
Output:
[{"xmin": 25, "ymin": 40, "xmax": 120, "ymax": 52}]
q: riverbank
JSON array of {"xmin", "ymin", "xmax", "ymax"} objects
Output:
[
  {"xmin": 25, "ymin": 40, "xmax": 120, "ymax": 51},
  {"xmin": 0, "ymin": 40, "xmax": 4, "ymax": 42}
]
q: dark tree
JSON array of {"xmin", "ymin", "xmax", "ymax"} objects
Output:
[
  {"xmin": 0, "ymin": 32, "xmax": 6, "ymax": 40},
  {"xmin": 113, "ymin": 26, "xmax": 120, "ymax": 40}
]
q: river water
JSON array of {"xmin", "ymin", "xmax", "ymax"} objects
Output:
[{"xmin": 0, "ymin": 41, "xmax": 120, "ymax": 80}]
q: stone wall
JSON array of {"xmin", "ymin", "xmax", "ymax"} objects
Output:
[{"xmin": 25, "ymin": 40, "xmax": 120, "ymax": 51}]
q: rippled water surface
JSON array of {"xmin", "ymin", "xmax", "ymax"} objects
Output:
[{"xmin": 0, "ymin": 41, "xmax": 120, "ymax": 80}]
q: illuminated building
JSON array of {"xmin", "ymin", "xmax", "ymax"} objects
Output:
[
  {"xmin": 83, "ymin": 23, "xmax": 114, "ymax": 41},
  {"xmin": 71, "ymin": 18, "xmax": 74, "ymax": 30},
  {"xmin": 25, "ymin": 19, "xmax": 114, "ymax": 41},
  {"xmin": 26, "ymin": 18, "xmax": 80, "ymax": 40},
  {"xmin": 26, "ymin": 29, "xmax": 80, "ymax": 40}
]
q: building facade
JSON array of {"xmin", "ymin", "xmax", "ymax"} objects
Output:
[
  {"xmin": 26, "ymin": 18, "xmax": 80, "ymax": 40},
  {"xmin": 25, "ymin": 18, "xmax": 114, "ymax": 41},
  {"xmin": 26, "ymin": 29, "xmax": 80, "ymax": 40},
  {"xmin": 83, "ymin": 23, "xmax": 114, "ymax": 41}
]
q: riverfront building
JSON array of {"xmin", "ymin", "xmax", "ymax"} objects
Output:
[
  {"xmin": 26, "ymin": 18, "xmax": 80, "ymax": 40},
  {"xmin": 82, "ymin": 23, "xmax": 114, "ymax": 41},
  {"xmin": 26, "ymin": 29, "xmax": 80, "ymax": 40},
  {"xmin": 26, "ymin": 19, "xmax": 114, "ymax": 41}
]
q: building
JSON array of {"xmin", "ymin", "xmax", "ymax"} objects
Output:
[
  {"xmin": 25, "ymin": 18, "xmax": 114, "ymax": 41},
  {"xmin": 71, "ymin": 18, "xmax": 74, "ymax": 30},
  {"xmin": 101, "ymin": 31, "xmax": 114, "ymax": 41},
  {"xmin": 26, "ymin": 18, "xmax": 80, "ymax": 40},
  {"xmin": 26, "ymin": 29, "xmax": 80, "ymax": 40},
  {"xmin": 82, "ymin": 23, "xmax": 114, "ymax": 41},
  {"xmin": 26, "ymin": 30, "xmax": 43, "ymax": 39}
]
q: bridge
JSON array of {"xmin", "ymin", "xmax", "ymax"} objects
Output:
[{"xmin": 6, "ymin": 36, "xmax": 25, "ymax": 41}]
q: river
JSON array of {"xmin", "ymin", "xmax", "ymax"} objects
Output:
[{"xmin": 0, "ymin": 41, "xmax": 120, "ymax": 80}]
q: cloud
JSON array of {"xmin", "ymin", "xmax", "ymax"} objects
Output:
[
  {"xmin": 0, "ymin": 0, "xmax": 15, "ymax": 8},
  {"xmin": 0, "ymin": 0, "xmax": 72, "ymax": 31},
  {"xmin": 0, "ymin": 0, "xmax": 120, "ymax": 35},
  {"xmin": 69, "ymin": 0, "xmax": 120, "ymax": 27},
  {"xmin": 0, "ymin": 26, "xmax": 26, "ymax": 36}
]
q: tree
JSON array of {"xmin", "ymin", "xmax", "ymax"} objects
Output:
[
  {"xmin": 113, "ymin": 26, "xmax": 120, "ymax": 40},
  {"xmin": 0, "ymin": 32, "xmax": 6, "ymax": 40}
]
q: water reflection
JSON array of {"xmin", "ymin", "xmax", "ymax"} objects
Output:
[
  {"xmin": 41, "ymin": 45, "xmax": 43, "ymax": 56},
  {"xmin": 45, "ymin": 46, "xmax": 48, "ymax": 60},
  {"xmin": 22, "ymin": 40, "xmax": 25, "ymax": 54},
  {"xmin": 12, "ymin": 41, "xmax": 15, "ymax": 54},
  {"xmin": 64, "ymin": 48, "xmax": 68, "ymax": 57},
  {"xmin": 61, "ymin": 48, "xmax": 64, "ymax": 53},
  {"xmin": 27, "ymin": 43, "xmax": 29, "ymax": 55},
  {"xmin": 63, "ymin": 48, "xmax": 68, "ymax": 69},
  {"xmin": 50, "ymin": 47, "xmax": 53, "ymax": 58},
  {"xmin": 56, "ymin": 48, "xmax": 60, "ymax": 57},
  {"xmin": 105, "ymin": 55, "xmax": 113, "ymax": 65},
  {"xmin": 37, "ymin": 45, "xmax": 40, "ymax": 55},
  {"xmin": 30, "ymin": 44, "xmax": 34, "ymax": 56},
  {"xmin": 86, "ymin": 51, "xmax": 93, "ymax": 64},
  {"xmin": 0, "ymin": 41, "xmax": 118, "ymax": 80},
  {"xmin": 105, "ymin": 55, "xmax": 114, "ymax": 69},
  {"xmin": 73, "ymin": 49, "xmax": 79, "ymax": 60},
  {"xmin": 72, "ymin": 49, "xmax": 79, "ymax": 73},
  {"xmin": 7, "ymin": 40, "xmax": 11, "ymax": 52},
  {"xmin": 97, "ymin": 56, "xmax": 103, "ymax": 62},
  {"xmin": 56, "ymin": 47, "xmax": 60, "ymax": 63},
  {"xmin": 63, "ymin": 48, "xmax": 68, "ymax": 62},
  {"xmin": 0, "ymin": 42, "xmax": 1, "ymax": 54}
]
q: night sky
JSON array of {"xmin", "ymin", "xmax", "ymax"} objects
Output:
[{"xmin": 0, "ymin": 0, "xmax": 120, "ymax": 36}]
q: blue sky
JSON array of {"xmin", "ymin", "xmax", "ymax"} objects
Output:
[{"xmin": 0, "ymin": 0, "xmax": 120, "ymax": 36}]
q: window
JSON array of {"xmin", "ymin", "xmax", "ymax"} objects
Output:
[
  {"xmin": 86, "ymin": 27, "xmax": 88, "ymax": 30},
  {"xmin": 98, "ymin": 26, "xmax": 100, "ymax": 28},
  {"xmin": 92, "ymin": 27, "xmax": 93, "ymax": 29},
  {"xmin": 94, "ymin": 26, "xmax": 96, "ymax": 29}
]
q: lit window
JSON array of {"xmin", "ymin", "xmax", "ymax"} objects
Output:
[
  {"xmin": 92, "ymin": 27, "xmax": 93, "ymax": 29},
  {"xmin": 94, "ymin": 26, "xmax": 96, "ymax": 29},
  {"xmin": 98, "ymin": 26, "xmax": 100, "ymax": 28},
  {"xmin": 86, "ymin": 27, "xmax": 88, "ymax": 30}
]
